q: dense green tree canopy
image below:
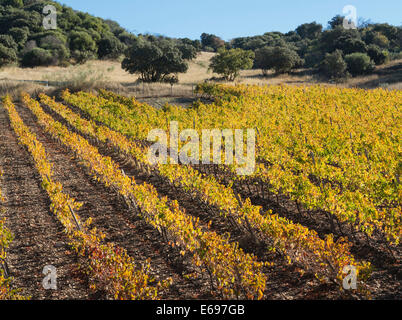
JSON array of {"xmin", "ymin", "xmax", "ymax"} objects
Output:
[
  {"xmin": 0, "ymin": 0, "xmax": 200, "ymax": 68},
  {"xmin": 201, "ymin": 33, "xmax": 225, "ymax": 52},
  {"xmin": 0, "ymin": 1, "xmax": 400, "ymax": 80},
  {"xmin": 319, "ymin": 50, "xmax": 348, "ymax": 79},
  {"xmin": 122, "ymin": 37, "xmax": 190, "ymax": 83},
  {"xmin": 345, "ymin": 52, "xmax": 375, "ymax": 76},
  {"xmin": 209, "ymin": 48, "xmax": 254, "ymax": 81},
  {"xmin": 255, "ymin": 46, "xmax": 303, "ymax": 75},
  {"xmin": 230, "ymin": 15, "xmax": 400, "ymax": 79},
  {"xmin": 0, "ymin": 42, "xmax": 17, "ymax": 67}
]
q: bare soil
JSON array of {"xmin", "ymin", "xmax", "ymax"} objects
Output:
[{"xmin": 0, "ymin": 106, "xmax": 90, "ymax": 300}]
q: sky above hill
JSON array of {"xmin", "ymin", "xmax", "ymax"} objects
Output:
[{"xmin": 59, "ymin": 0, "xmax": 402, "ymax": 40}]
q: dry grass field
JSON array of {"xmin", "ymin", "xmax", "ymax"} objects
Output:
[{"xmin": 0, "ymin": 52, "xmax": 401, "ymax": 104}]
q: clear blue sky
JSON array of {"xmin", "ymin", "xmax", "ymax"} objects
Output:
[{"xmin": 59, "ymin": 0, "xmax": 402, "ymax": 40}]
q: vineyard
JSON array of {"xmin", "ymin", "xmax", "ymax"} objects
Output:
[{"xmin": 0, "ymin": 83, "xmax": 400, "ymax": 300}]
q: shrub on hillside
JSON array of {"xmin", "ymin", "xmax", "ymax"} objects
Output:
[
  {"xmin": 367, "ymin": 45, "xmax": 389, "ymax": 65},
  {"xmin": 69, "ymin": 31, "xmax": 97, "ymax": 63},
  {"xmin": 177, "ymin": 43, "xmax": 198, "ymax": 60},
  {"xmin": 98, "ymin": 36, "xmax": 125, "ymax": 59},
  {"xmin": 0, "ymin": 44, "xmax": 17, "ymax": 68},
  {"xmin": 21, "ymin": 47, "xmax": 53, "ymax": 67},
  {"xmin": 39, "ymin": 34, "xmax": 70, "ymax": 66},
  {"xmin": 254, "ymin": 46, "xmax": 303, "ymax": 75},
  {"xmin": 201, "ymin": 33, "xmax": 225, "ymax": 52},
  {"xmin": 303, "ymin": 50, "xmax": 325, "ymax": 68},
  {"xmin": 319, "ymin": 50, "xmax": 348, "ymax": 79},
  {"xmin": 2, "ymin": 0, "xmax": 23, "ymax": 8},
  {"xmin": 344, "ymin": 52, "xmax": 375, "ymax": 76},
  {"xmin": 0, "ymin": 35, "xmax": 18, "ymax": 52},
  {"xmin": 336, "ymin": 37, "xmax": 367, "ymax": 55},
  {"xmin": 8, "ymin": 27, "xmax": 28, "ymax": 49}
]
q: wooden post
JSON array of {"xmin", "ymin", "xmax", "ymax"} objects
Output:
[
  {"xmin": 67, "ymin": 203, "xmax": 82, "ymax": 231},
  {"xmin": 309, "ymin": 151, "xmax": 315, "ymax": 166},
  {"xmin": 1, "ymin": 259, "xmax": 9, "ymax": 278},
  {"xmin": 234, "ymin": 192, "xmax": 242, "ymax": 206},
  {"xmin": 364, "ymin": 149, "xmax": 369, "ymax": 161}
]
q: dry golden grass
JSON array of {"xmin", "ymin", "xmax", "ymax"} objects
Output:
[
  {"xmin": 0, "ymin": 81, "xmax": 50, "ymax": 101},
  {"xmin": 0, "ymin": 53, "xmax": 400, "ymax": 100},
  {"xmin": 0, "ymin": 53, "xmax": 215, "ymax": 85}
]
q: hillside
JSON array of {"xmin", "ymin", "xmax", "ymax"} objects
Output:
[
  {"xmin": 0, "ymin": 0, "xmax": 137, "ymax": 66},
  {"xmin": 0, "ymin": 1, "xmax": 401, "ymax": 89}
]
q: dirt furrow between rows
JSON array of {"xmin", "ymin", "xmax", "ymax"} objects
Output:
[
  {"xmin": 14, "ymin": 103, "xmax": 210, "ymax": 299},
  {"xmin": 0, "ymin": 105, "xmax": 91, "ymax": 300}
]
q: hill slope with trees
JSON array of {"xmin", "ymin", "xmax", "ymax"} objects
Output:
[
  {"xmin": 229, "ymin": 17, "xmax": 401, "ymax": 79},
  {"xmin": 0, "ymin": 1, "xmax": 401, "ymax": 83},
  {"xmin": 0, "ymin": 0, "xmax": 201, "ymax": 72}
]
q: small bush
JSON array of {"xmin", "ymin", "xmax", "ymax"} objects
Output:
[
  {"xmin": 345, "ymin": 53, "xmax": 375, "ymax": 76},
  {"xmin": 367, "ymin": 45, "xmax": 389, "ymax": 65},
  {"xmin": 389, "ymin": 52, "xmax": 402, "ymax": 60},
  {"xmin": 71, "ymin": 50, "xmax": 96, "ymax": 64},
  {"xmin": 0, "ymin": 44, "xmax": 17, "ymax": 68},
  {"xmin": 303, "ymin": 50, "xmax": 325, "ymax": 69},
  {"xmin": 203, "ymin": 46, "xmax": 215, "ymax": 52},
  {"xmin": 39, "ymin": 35, "xmax": 70, "ymax": 66},
  {"xmin": 8, "ymin": 27, "xmax": 28, "ymax": 49},
  {"xmin": 97, "ymin": 36, "xmax": 125, "ymax": 60},
  {"xmin": 319, "ymin": 50, "xmax": 348, "ymax": 79},
  {"xmin": 21, "ymin": 48, "xmax": 53, "ymax": 68},
  {"xmin": 0, "ymin": 35, "xmax": 18, "ymax": 52},
  {"xmin": 255, "ymin": 46, "xmax": 303, "ymax": 75}
]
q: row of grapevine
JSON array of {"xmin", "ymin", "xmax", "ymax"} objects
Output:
[
  {"xmin": 3, "ymin": 95, "xmax": 166, "ymax": 300},
  {"xmin": 23, "ymin": 93, "xmax": 267, "ymax": 300},
  {"xmin": 90, "ymin": 87, "xmax": 401, "ymax": 245},
  {"xmin": 54, "ymin": 92, "xmax": 372, "ymax": 292},
  {"xmin": 209, "ymin": 85, "xmax": 401, "ymax": 244}
]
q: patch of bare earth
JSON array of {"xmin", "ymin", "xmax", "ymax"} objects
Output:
[{"xmin": 0, "ymin": 105, "xmax": 90, "ymax": 300}]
